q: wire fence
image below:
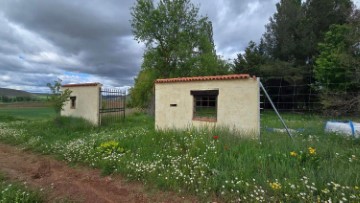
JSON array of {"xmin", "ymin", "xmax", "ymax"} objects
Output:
[{"xmin": 260, "ymin": 79, "xmax": 360, "ymax": 115}]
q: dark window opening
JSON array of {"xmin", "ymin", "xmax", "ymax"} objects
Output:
[
  {"xmin": 70, "ymin": 96, "xmax": 76, "ymax": 109},
  {"xmin": 191, "ymin": 90, "xmax": 218, "ymax": 121}
]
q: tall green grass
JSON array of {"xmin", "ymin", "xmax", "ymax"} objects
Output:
[
  {"xmin": 0, "ymin": 172, "xmax": 44, "ymax": 203},
  {"xmin": 0, "ymin": 110, "xmax": 359, "ymax": 202}
]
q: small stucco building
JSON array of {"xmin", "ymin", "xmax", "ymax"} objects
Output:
[
  {"xmin": 61, "ymin": 83, "xmax": 102, "ymax": 125},
  {"xmin": 155, "ymin": 74, "xmax": 260, "ymax": 138}
]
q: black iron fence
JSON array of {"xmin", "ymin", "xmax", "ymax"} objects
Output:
[{"xmin": 99, "ymin": 88, "xmax": 126, "ymax": 125}]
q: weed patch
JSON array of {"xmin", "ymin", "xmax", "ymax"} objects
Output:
[
  {"xmin": 0, "ymin": 112, "xmax": 359, "ymax": 202},
  {"xmin": 0, "ymin": 172, "xmax": 43, "ymax": 203}
]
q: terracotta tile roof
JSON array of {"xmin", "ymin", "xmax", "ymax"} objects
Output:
[
  {"xmin": 155, "ymin": 74, "xmax": 253, "ymax": 83},
  {"xmin": 62, "ymin": 83, "xmax": 101, "ymax": 87}
]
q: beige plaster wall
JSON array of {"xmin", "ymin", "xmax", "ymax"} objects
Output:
[
  {"xmin": 155, "ymin": 78, "xmax": 260, "ymax": 138},
  {"xmin": 61, "ymin": 85, "xmax": 101, "ymax": 125}
]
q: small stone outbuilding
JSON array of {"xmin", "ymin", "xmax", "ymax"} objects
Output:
[
  {"xmin": 61, "ymin": 83, "xmax": 102, "ymax": 125},
  {"xmin": 155, "ymin": 74, "xmax": 260, "ymax": 138}
]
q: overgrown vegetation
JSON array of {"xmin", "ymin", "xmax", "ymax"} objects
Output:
[
  {"xmin": 234, "ymin": 0, "xmax": 359, "ymax": 115},
  {"xmin": 0, "ymin": 110, "xmax": 359, "ymax": 202},
  {"xmin": 0, "ymin": 172, "xmax": 44, "ymax": 203},
  {"xmin": 129, "ymin": 0, "xmax": 229, "ymax": 108},
  {"xmin": 47, "ymin": 79, "xmax": 72, "ymax": 115},
  {"xmin": 314, "ymin": 23, "xmax": 360, "ymax": 115},
  {"xmin": 129, "ymin": 0, "xmax": 360, "ymax": 115}
]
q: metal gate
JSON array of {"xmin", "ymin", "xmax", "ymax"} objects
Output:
[{"xmin": 99, "ymin": 88, "xmax": 126, "ymax": 125}]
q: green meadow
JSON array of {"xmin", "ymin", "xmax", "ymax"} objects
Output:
[{"xmin": 0, "ymin": 108, "xmax": 359, "ymax": 202}]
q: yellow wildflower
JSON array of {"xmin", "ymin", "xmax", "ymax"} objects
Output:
[
  {"xmin": 308, "ymin": 147, "xmax": 316, "ymax": 155},
  {"xmin": 290, "ymin": 151, "xmax": 298, "ymax": 157},
  {"xmin": 355, "ymin": 186, "xmax": 359, "ymax": 190},
  {"xmin": 269, "ymin": 182, "xmax": 282, "ymax": 190}
]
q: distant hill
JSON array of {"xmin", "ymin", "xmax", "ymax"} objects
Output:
[{"xmin": 0, "ymin": 88, "xmax": 34, "ymax": 97}]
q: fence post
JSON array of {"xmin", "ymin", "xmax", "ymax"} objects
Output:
[{"xmin": 260, "ymin": 81, "xmax": 293, "ymax": 139}]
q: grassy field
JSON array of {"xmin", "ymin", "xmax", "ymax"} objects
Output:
[
  {"xmin": 0, "ymin": 101, "xmax": 50, "ymax": 109},
  {"xmin": 0, "ymin": 108, "xmax": 359, "ymax": 202},
  {"xmin": 0, "ymin": 107, "xmax": 55, "ymax": 121}
]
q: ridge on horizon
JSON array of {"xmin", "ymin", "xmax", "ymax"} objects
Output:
[{"xmin": 0, "ymin": 87, "xmax": 39, "ymax": 97}]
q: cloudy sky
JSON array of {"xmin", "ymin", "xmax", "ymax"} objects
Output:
[{"xmin": 0, "ymin": 0, "xmax": 358, "ymax": 93}]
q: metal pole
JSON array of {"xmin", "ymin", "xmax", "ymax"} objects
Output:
[
  {"xmin": 99, "ymin": 88, "xmax": 102, "ymax": 126},
  {"xmin": 258, "ymin": 78, "xmax": 262, "ymax": 143},
  {"xmin": 259, "ymin": 81, "xmax": 293, "ymax": 139},
  {"xmin": 123, "ymin": 90, "xmax": 126, "ymax": 120}
]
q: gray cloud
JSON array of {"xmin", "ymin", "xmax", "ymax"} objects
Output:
[
  {"xmin": 0, "ymin": 0, "xmax": 281, "ymax": 92},
  {"xmin": 194, "ymin": 0, "xmax": 278, "ymax": 59}
]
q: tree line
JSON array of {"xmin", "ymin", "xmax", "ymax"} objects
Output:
[
  {"xmin": 234, "ymin": 0, "xmax": 359, "ymax": 115},
  {"xmin": 0, "ymin": 96, "xmax": 41, "ymax": 103},
  {"xmin": 129, "ymin": 0, "xmax": 360, "ymax": 115}
]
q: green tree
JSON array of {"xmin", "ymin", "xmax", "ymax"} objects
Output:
[
  {"xmin": 347, "ymin": 8, "xmax": 360, "ymax": 84},
  {"xmin": 131, "ymin": 0, "xmax": 222, "ymax": 77},
  {"xmin": 261, "ymin": 0, "xmax": 311, "ymax": 110},
  {"xmin": 47, "ymin": 79, "xmax": 72, "ymax": 115},
  {"xmin": 251, "ymin": 0, "xmax": 355, "ymax": 112},
  {"xmin": 1, "ymin": 96, "xmax": 10, "ymax": 103},
  {"xmin": 314, "ymin": 22, "xmax": 360, "ymax": 115},
  {"xmin": 130, "ymin": 0, "xmax": 225, "ymax": 108},
  {"xmin": 263, "ymin": 0, "xmax": 353, "ymax": 64},
  {"xmin": 263, "ymin": 0, "xmax": 303, "ymax": 62},
  {"xmin": 303, "ymin": 0, "xmax": 353, "ymax": 61},
  {"xmin": 128, "ymin": 69, "xmax": 157, "ymax": 109},
  {"xmin": 315, "ymin": 25, "xmax": 351, "ymax": 90},
  {"xmin": 233, "ymin": 41, "xmax": 267, "ymax": 76}
]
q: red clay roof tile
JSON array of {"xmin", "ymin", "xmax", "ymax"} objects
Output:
[
  {"xmin": 155, "ymin": 74, "xmax": 253, "ymax": 83},
  {"xmin": 62, "ymin": 83, "xmax": 101, "ymax": 87}
]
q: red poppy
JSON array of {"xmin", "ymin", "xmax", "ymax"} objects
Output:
[{"xmin": 213, "ymin": 135, "xmax": 219, "ymax": 140}]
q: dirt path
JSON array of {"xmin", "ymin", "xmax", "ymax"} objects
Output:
[{"xmin": 0, "ymin": 143, "xmax": 198, "ymax": 203}]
